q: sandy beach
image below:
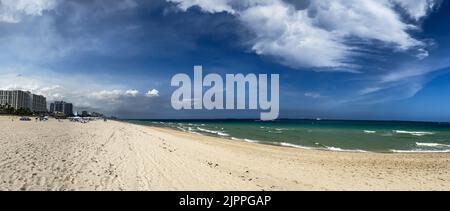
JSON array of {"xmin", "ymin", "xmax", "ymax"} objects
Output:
[{"xmin": 0, "ymin": 115, "xmax": 449, "ymax": 191}]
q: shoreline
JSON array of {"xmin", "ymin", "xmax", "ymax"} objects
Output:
[
  {"xmin": 148, "ymin": 124, "xmax": 448, "ymax": 155},
  {"xmin": 125, "ymin": 120, "xmax": 450, "ymax": 155},
  {"xmin": 1, "ymin": 116, "xmax": 449, "ymax": 191},
  {"xmin": 141, "ymin": 125, "xmax": 376, "ymax": 154}
]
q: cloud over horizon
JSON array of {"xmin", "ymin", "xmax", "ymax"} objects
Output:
[{"xmin": 0, "ymin": 70, "xmax": 161, "ymax": 115}]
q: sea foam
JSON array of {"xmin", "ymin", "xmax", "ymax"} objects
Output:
[
  {"xmin": 196, "ymin": 127, "xmax": 229, "ymax": 137},
  {"xmin": 393, "ymin": 130, "xmax": 435, "ymax": 136},
  {"xmin": 364, "ymin": 130, "xmax": 376, "ymax": 134},
  {"xmin": 231, "ymin": 137, "xmax": 260, "ymax": 143},
  {"xmin": 391, "ymin": 149, "xmax": 450, "ymax": 153},
  {"xmin": 324, "ymin": 146, "xmax": 367, "ymax": 153},
  {"xmin": 244, "ymin": 139, "xmax": 260, "ymax": 143},
  {"xmin": 279, "ymin": 142, "xmax": 312, "ymax": 149},
  {"xmin": 416, "ymin": 142, "xmax": 450, "ymax": 148}
]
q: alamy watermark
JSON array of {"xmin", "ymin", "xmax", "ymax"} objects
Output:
[{"xmin": 171, "ymin": 66, "xmax": 279, "ymax": 121}]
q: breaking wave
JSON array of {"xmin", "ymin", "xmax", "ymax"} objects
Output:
[
  {"xmin": 196, "ymin": 127, "xmax": 229, "ymax": 137},
  {"xmin": 393, "ymin": 130, "xmax": 435, "ymax": 136},
  {"xmin": 364, "ymin": 130, "xmax": 376, "ymax": 134},
  {"xmin": 230, "ymin": 137, "xmax": 260, "ymax": 143},
  {"xmin": 416, "ymin": 142, "xmax": 450, "ymax": 148},
  {"xmin": 278, "ymin": 142, "xmax": 312, "ymax": 150},
  {"xmin": 324, "ymin": 146, "xmax": 368, "ymax": 153},
  {"xmin": 391, "ymin": 149, "xmax": 450, "ymax": 153}
]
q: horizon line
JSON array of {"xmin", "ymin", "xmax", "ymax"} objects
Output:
[{"xmin": 120, "ymin": 118, "xmax": 450, "ymax": 124}]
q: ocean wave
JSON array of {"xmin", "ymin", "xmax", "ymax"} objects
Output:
[
  {"xmin": 393, "ymin": 130, "xmax": 435, "ymax": 136},
  {"xmin": 314, "ymin": 142, "xmax": 326, "ymax": 148},
  {"xmin": 181, "ymin": 127, "xmax": 202, "ymax": 135},
  {"xmin": 311, "ymin": 142, "xmax": 366, "ymax": 152},
  {"xmin": 278, "ymin": 142, "xmax": 367, "ymax": 152},
  {"xmin": 196, "ymin": 127, "xmax": 229, "ymax": 137},
  {"xmin": 324, "ymin": 146, "xmax": 367, "ymax": 153},
  {"xmin": 244, "ymin": 139, "xmax": 260, "ymax": 143},
  {"xmin": 278, "ymin": 142, "xmax": 312, "ymax": 149},
  {"xmin": 391, "ymin": 149, "xmax": 450, "ymax": 153},
  {"xmin": 231, "ymin": 137, "xmax": 260, "ymax": 143},
  {"xmin": 177, "ymin": 127, "xmax": 187, "ymax": 132},
  {"xmin": 364, "ymin": 130, "xmax": 376, "ymax": 134},
  {"xmin": 416, "ymin": 142, "xmax": 450, "ymax": 148},
  {"xmin": 268, "ymin": 130, "xmax": 283, "ymax": 134},
  {"xmin": 217, "ymin": 132, "xmax": 229, "ymax": 137}
]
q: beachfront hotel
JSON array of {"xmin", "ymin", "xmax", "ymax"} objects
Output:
[{"xmin": 0, "ymin": 90, "xmax": 47, "ymax": 112}]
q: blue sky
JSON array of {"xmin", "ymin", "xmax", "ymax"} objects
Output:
[{"xmin": 0, "ymin": 0, "xmax": 450, "ymax": 121}]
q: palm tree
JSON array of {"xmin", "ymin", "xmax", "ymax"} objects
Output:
[
  {"xmin": 0, "ymin": 103, "xmax": 18, "ymax": 115},
  {"xmin": 6, "ymin": 104, "xmax": 15, "ymax": 115}
]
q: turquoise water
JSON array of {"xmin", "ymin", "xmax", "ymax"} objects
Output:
[{"xmin": 126, "ymin": 119, "xmax": 450, "ymax": 153}]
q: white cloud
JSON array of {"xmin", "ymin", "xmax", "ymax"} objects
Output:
[
  {"xmin": 146, "ymin": 89, "xmax": 160, "ymax": 97},
  {"xmin": 391, "ymin": 0, "xmax": 439, "ymax": 21},
  {"xmin": 35, "ymin": 85, "xmax": 65, "ymax": 101},
  {"xmin": 416, "ymin": 48, "xmax": 430, "ymax": 60},
  {"xmin": 90, "ymin": 90, "xmax": 125, "ymax": 100},
  {"xmin": 359, "ymin": 87, "xmax": 383, "ymax": 95},
  {"xmin": 169, "ymin": 0, "xmax": 234, "ymax": 14},
  {"xmin": 117, "ymin": 0, "xmax": 138, "ymax": 10},
  {"xmin": 304, "ymin": 92, "xmax": 324, "ymax": 99},
  {"xmin": 0, "ymin": 0, "xmax": 57, "ymax": 23},
  {"xmin": 0, "ymin": 67, "xmax": 148, "ymax": 112},
  {"xmin": 356, "ymin": 59, "xmax": 450, "ymax": 103},
  {"xmin": 240, "ymin": 2, "xmax": 350, "ymax": 68},
  {"xmin": 124, "ymin": 89, "xmax": 139, "ymax": 97},
  {"xmin": 168, "ymin": 0, "xmax": 439, "ymax": 69},
  {"xmin": 0, "ymin": 73, "xmax": 66, "ymax": 101},
  {"xmin": 90, "ymin": 89, "xmax": 142, "ymax": 100}
]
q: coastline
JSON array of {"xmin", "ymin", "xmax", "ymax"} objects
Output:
[
  {"xmin": 1, "ymin": 115, "xmax": 449, "ymax": 191},
  {"xmin": 125, "ymin": 120, "xmax": 450, "ymax": 154}
]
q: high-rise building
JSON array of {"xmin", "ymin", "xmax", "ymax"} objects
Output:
[
  {"xmin": 64, "ymin": 103, "xmax": 73, "ymax": 116},
  {"xmin": 50, "ymin": 103, "xmax": 55, "ymax": 113},
  {"xmin": 31, "ymin": 94, "xmax": 47, "ymax": 112},
  {"xmin": 0, "ymin": 90, "xmax": 30, "ymax": 110},
  {"xmin": 50, "ymin": 101, "xmax": 73, "ymax": 116},
  {"xmin": 0, "ymin": 90, "xmax": 47, "ymax": 112}
]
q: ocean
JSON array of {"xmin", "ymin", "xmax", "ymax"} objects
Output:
[{"xmin": 126, "ymin": 119, "xmax": 450, "ymax": 153}]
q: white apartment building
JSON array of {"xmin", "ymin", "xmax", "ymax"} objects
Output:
[{"xmin": 0, "ymin": 90, "xmax": 47, "ymax": 112}]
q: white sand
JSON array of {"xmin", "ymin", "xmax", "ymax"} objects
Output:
[{"xmin": 0, "ymin": 116, "xmax": 449, "ymax": 191}]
